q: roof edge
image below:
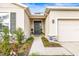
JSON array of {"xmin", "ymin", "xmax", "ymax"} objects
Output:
[
  {"xmin": 45, "ymin": 6, "xmax": 79, "ymax": 17},
  {"xmin": 12, "ymin": 3, "xmax": 31, "ymax": 17}
]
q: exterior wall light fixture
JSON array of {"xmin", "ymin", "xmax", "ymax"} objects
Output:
[{"xmin": 52, "ymin": 19, "xmax": 55, "ymax": 24}]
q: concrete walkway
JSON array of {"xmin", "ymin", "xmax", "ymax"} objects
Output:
[
  {"xmin": 29, "ymin": 36, "xmax": 44, "ymax": 55},
  {"xmin": 29, "ymin": 36, "xmax": 73, "ymax": 56}
]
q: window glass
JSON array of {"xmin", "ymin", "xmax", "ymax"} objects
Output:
[
  {"xmin": 0, "ymin": 12, "xmax": 16, "ymax": 33},
  {"xmin": 0, "ymin": 13, "xmax": 9, "ymax": 32},
  {"xmin": 10, "ymin": 12, "xmax": 16, "ymax": 33}
]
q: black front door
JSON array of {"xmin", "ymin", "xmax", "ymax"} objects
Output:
[{"xmin": 34, "ymin": 21, "xmax": 41, "ymax": 35}]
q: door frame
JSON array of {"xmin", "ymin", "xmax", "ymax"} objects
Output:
[
  {"xmin": 30, "ymin": 19, "xmax": 45, "ymax": 35},
  {"xmin": 34, "ymin": 21, "xmax": 42, "ymax": 35}
]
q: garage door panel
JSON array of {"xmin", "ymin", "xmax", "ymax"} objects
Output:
[{"xmin": 59, "ymin": 20, "xmax": 79, "ymax": 41}]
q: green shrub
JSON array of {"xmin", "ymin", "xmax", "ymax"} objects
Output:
[
  {"xmin": 14, "ymin": 28, "xmax": 24, "ymax": 44},
  {"xmin": 0, "ymin": 43, "xmax": 2, "ymax": 53},
  {"xmin": 2, "ymin": 41, "xmax": 10, "ymax": 55},
  {"xmin": 26, "ymin": 36, "xmax": 34, "ymax": 44},
  {"xmin": 41, "ymin": 36, "xmax": 48, "ymax": 42},
  {"xmin": 1, "ymin": 27, "xmax": 10, "ymax": 56},
  {"xmin": 41, "ymin": 32, "xmax": 45, "ymax": 36}
]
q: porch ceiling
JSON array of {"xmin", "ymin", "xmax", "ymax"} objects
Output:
[{"xmin": 30, "ymin": 15, "xmax": 46, "ymax": 19}]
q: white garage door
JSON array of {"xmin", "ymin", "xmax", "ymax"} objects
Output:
[{"xmin": 58, "ymin": 19, "xmax": 79, "ymax": 41}]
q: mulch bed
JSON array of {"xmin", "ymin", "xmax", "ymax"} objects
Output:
[{"xmin": 41, "ymin": 36, "xmax": 62, "ymax": 47}]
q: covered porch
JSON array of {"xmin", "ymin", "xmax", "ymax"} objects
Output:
[{"xmin": 29, "ymin": 14, "xmax": 45, "ymax": 35}]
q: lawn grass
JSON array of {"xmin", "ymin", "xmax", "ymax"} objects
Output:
[
  {"xmin": 0, "ymin": 36, "xmax": 34, "ymax": 56},
  {"xmin": 41, "ymin": 36, "xmax": 62, "ymax": 47}
]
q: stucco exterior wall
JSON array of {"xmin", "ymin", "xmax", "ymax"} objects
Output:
[
  {"xmin": 53, "ymin": 11, "xmax": 79, "ymax": 19},
  {"xmin": 24, "ymin": 12, "xmax": 31, "ymax": 38},
  {"xmin": 0, "ymin": 8, "xmax": 24, "ymax": 30},
  {"xmin": 45, "ymin": 13, "xmax": 49, "ymax": 36},
  {"xmin": 45, "ymin": 11, "xmax": 57, "ymax": 37},
  {"xmin": 46, "ymin": 10, "xmax": 79, "ymax": 40},
  {"xmin": 0, "ymin": 4, "xmax": 31, "ymax": 37}
]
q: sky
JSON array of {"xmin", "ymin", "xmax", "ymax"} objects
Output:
[{"xmin": 23, "ymin": 3, "xmax": 79, "ymax": 14}]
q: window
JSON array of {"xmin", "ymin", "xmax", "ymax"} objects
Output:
[
  {"xmin": 52, "ymin": 19, "xmax": 55, "ymax": 24},
  {"xmin": 10, "ymin": 12, "xmax": 16, "ymax": 33},
  {"xmin": 0, "ymin": 13, "xmax": 9, "ymax": 32},
  {"xmin": 0, "ymin": 12, "xmax": 16, "ymax": 33}
]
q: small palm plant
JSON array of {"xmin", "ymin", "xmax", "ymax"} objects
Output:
[
  {"xmin": 14, "ymin": 28, "xmax": 24, "ymax": 44},
  {"xmin": 1, "ymin": 27, "xmax": 10, "ymax": 56}
]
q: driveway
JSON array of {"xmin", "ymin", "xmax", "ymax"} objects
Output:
[{"xmin": 60, "ymin": 42, "xmax": 79, "ymax": 56}]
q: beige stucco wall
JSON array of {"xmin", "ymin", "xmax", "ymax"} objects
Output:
[
  {"xmin": 24, "ymin": 12, "xmax": 31, "ymax": 38},
  {"xmin": 45, "ymin": 11, "xmax": 57, "ymax": 37},
  {"xmin": 46, "ymin": 10, "xmax": 79, "ymax": 40},
  {"xmin": 53, "ymin": 11, "xmax": 79, "ymax": 19},
  {"xmin": 0, "ymin": 4, "xmax": 25, "ymax": 30},
  {"xmin": 0, "ymin": 3, "xmax": 30, "ymax": 38},
  {"xmin": 45, "ymin": 13, "xmax": 49, "ymax": 36}
]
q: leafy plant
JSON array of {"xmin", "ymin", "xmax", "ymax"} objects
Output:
[
  {"xmin": 1, "ymin": 27, "xmax": 10, "ymax": 56},
  {"xmin": 26, "ymin": 36, "xmax": 34, "ymax": 43},
  {"xmin": 14, "ymin": 28, "xmax": 24, "ymax": 44}
]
